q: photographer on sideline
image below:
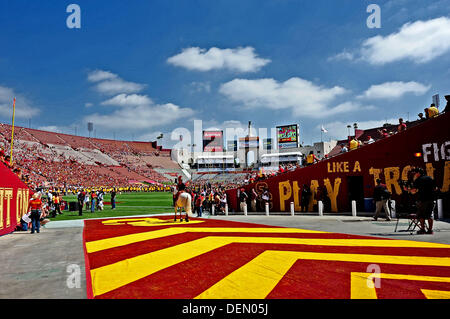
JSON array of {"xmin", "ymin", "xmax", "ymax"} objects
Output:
[{"xmin": 409, "ymin": 168, "xmax": 437, "ymax": 235}]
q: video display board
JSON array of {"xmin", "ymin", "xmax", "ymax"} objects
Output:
[
  {"xmin": 276, "ymin": 124, "xmax": 299, "ymax": 149},
  {"xmin": 203, "ymin": 131, "xmax": 224, "ymax": 152}
]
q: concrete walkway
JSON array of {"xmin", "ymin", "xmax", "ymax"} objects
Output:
[{"xmin": 1, "ymin": 213, "xmax": 449, "ymax": 299}]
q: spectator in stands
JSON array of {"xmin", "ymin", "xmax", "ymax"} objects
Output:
[
  {"xmin": 397, "ymin": 118, "xmax": 407, "ymax": 133},
  {"xmin": 301, "ymin": 184, "xmax": 311, "ymax": 212},
  {"xmin": 29, "ymin": 193, "xmax": 43, "ymax": 234},
  {"xmin": 372, "ymin": 179, "xmax": 391, "ymax": 221},
  {"xmin": 427, "ymin": 103, "xmax": 439, "ymax": 118},
  {"xmin": 417, "ymin": 113, "xmax": 425, "ymax": 122},
  {"xmin": 378, "ymin": 128, "xmax": 389, "ymax": 138},
  {"xmin": 305, "ymin": 151, "xmax": 319, "ymax": 166},
  {"xmin": 410, "ymin": 168, "xmax": 436, "ymax": 235},
  {"xmin": 424, "ymin": 108, "xmax": 430, "ymax": 119},
  {"xmin": 340, "ymin": 144, "xmax": 348, "ymax": 153},
  {"xmin": 349, "ymin": 138, "xmax": 359, "ymax": 151},
  {"xmin": 366, "ymin": 136, "xmax": 375, "ymax": 144}
]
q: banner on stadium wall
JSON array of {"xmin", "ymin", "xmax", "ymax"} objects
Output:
[
  {"xmin": 227, "ymin": 113, "xmax": 450, "ymax": 214},
  {"xmin": 203, "ymin": 131, "xmax": 223, "ymax": 152},
  {"xmin": 0, "ymin": 163, "xmax": 30, "ymax": 236}
]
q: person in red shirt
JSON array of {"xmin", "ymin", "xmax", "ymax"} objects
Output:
[
  {"xmin": 29, "ymin": 193, "xmax": 43, "ymax": 234},
  {"xmin": 397, "ymin": 118, "xmax": 407, "ymax": 133}
]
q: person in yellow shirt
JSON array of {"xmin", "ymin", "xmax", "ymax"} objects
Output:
[
  {"xmin": 349, "ymin": 138, "xmax": 359, "ymax": 151},
  {"xmin": 427, "ymin": 103, "xmax": 439, "ymax": 118},
  {"xmin": 306, "ymin": 151, "xmax": 319, "ymax": 166}
]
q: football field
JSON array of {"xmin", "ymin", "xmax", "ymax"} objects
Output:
[{"xmin": 53, "ymin": 192, "xmax": 174, "ymax": 221}]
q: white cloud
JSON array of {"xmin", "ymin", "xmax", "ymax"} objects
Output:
[
  {"xmin": 101, "ymin": 93, "xmax": 153, "ymax": 107},
  {"xmin": 359, "ymin": 81, "xmax": 430, "ymax": 99},
  {"xmin": 326, "ymin": 101, "xmax": 376, "ymax": 116},
  {"xmin": 84, "ymin": 103, "xmax": 195, "ymax": 131},
  {"xmin": 219, "ymin": 77, "xmax": 349, "ymax": 118},
  {"xmin": 0, "ymin": 86, "xmax": 40, "ymax": 119},
  {"xmin": 327, "ymin": 50, "xmax": 354, "ymax": 62},
  {"xmin": 94, "ymin": 78, "xmax": 145, "ymax": 95},
  {"xmin": 167, "ymin": 46, "xmax": 271, "ymax": 72},
  {"xmin": 87, "ymin": 70, "xmax": 118, "ymax": 82},
  {"xmin": 361, "ymin": 16, "xmax": 450, "ymax": 65},
  {"xmin": 85, "ymin": 102, "xmax": 93, "ymax": 108},
  {"xmin": 87, "ymin": 70, "xmax": 145, "ymax": 95}
]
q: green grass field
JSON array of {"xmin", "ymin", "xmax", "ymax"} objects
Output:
[{"xmin": 49, "ymin": 192, "xmax": 174, "ymax": 221}]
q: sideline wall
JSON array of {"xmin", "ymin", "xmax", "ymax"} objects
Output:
[{"xmin": 0, "ymin": 163, "xmax": 30, "ymax": 236}]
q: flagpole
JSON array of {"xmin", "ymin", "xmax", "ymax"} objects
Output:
[{"xmin": 10, "ymin": 98, "xmax": 16, "ymax": 166}]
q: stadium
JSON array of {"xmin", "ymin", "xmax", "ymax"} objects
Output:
[{"xmin": 1, "ymin": 1, "xmax": 450, "ymax": 308}]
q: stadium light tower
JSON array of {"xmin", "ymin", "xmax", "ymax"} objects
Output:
[{"xmin": 87, "ymin": 122, "xmax": 93, "ymax": 138}]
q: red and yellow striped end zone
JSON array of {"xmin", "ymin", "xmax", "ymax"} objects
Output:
[{"xmin": 82, "ymin": 216, "xmax": 450, "ymax": 299}]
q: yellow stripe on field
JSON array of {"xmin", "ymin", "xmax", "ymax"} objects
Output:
[{"xmin": 421, "ymin": 289, "xmax": 450, "ymax": 299}]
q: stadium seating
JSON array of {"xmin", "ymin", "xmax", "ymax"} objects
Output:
[{"xmin": 0, "ymin": 122, "xmax": 180, "ymax": 189}]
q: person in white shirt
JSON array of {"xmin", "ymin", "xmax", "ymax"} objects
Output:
[{"xmin": 366, "ymin": 136, "xmax": 375, "ymax": 144}]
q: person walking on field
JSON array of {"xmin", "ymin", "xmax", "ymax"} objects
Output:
[{"xmin": 373, "ymin": 179, "xmax": 391, "ymax": 221}]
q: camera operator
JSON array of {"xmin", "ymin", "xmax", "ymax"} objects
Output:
[{"xmin": 408, "ymin": 168, "xmax": 437, "ymax": 234}]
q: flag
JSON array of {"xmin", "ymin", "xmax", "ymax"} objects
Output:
[{"xmin": 321, "ymin": 125, "xmax": 328, "ymax": 133}]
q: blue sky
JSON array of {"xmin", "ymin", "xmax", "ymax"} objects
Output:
[{"xmin": 0, "ymin": 0, "xmax": 449, "ymax": 149}]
